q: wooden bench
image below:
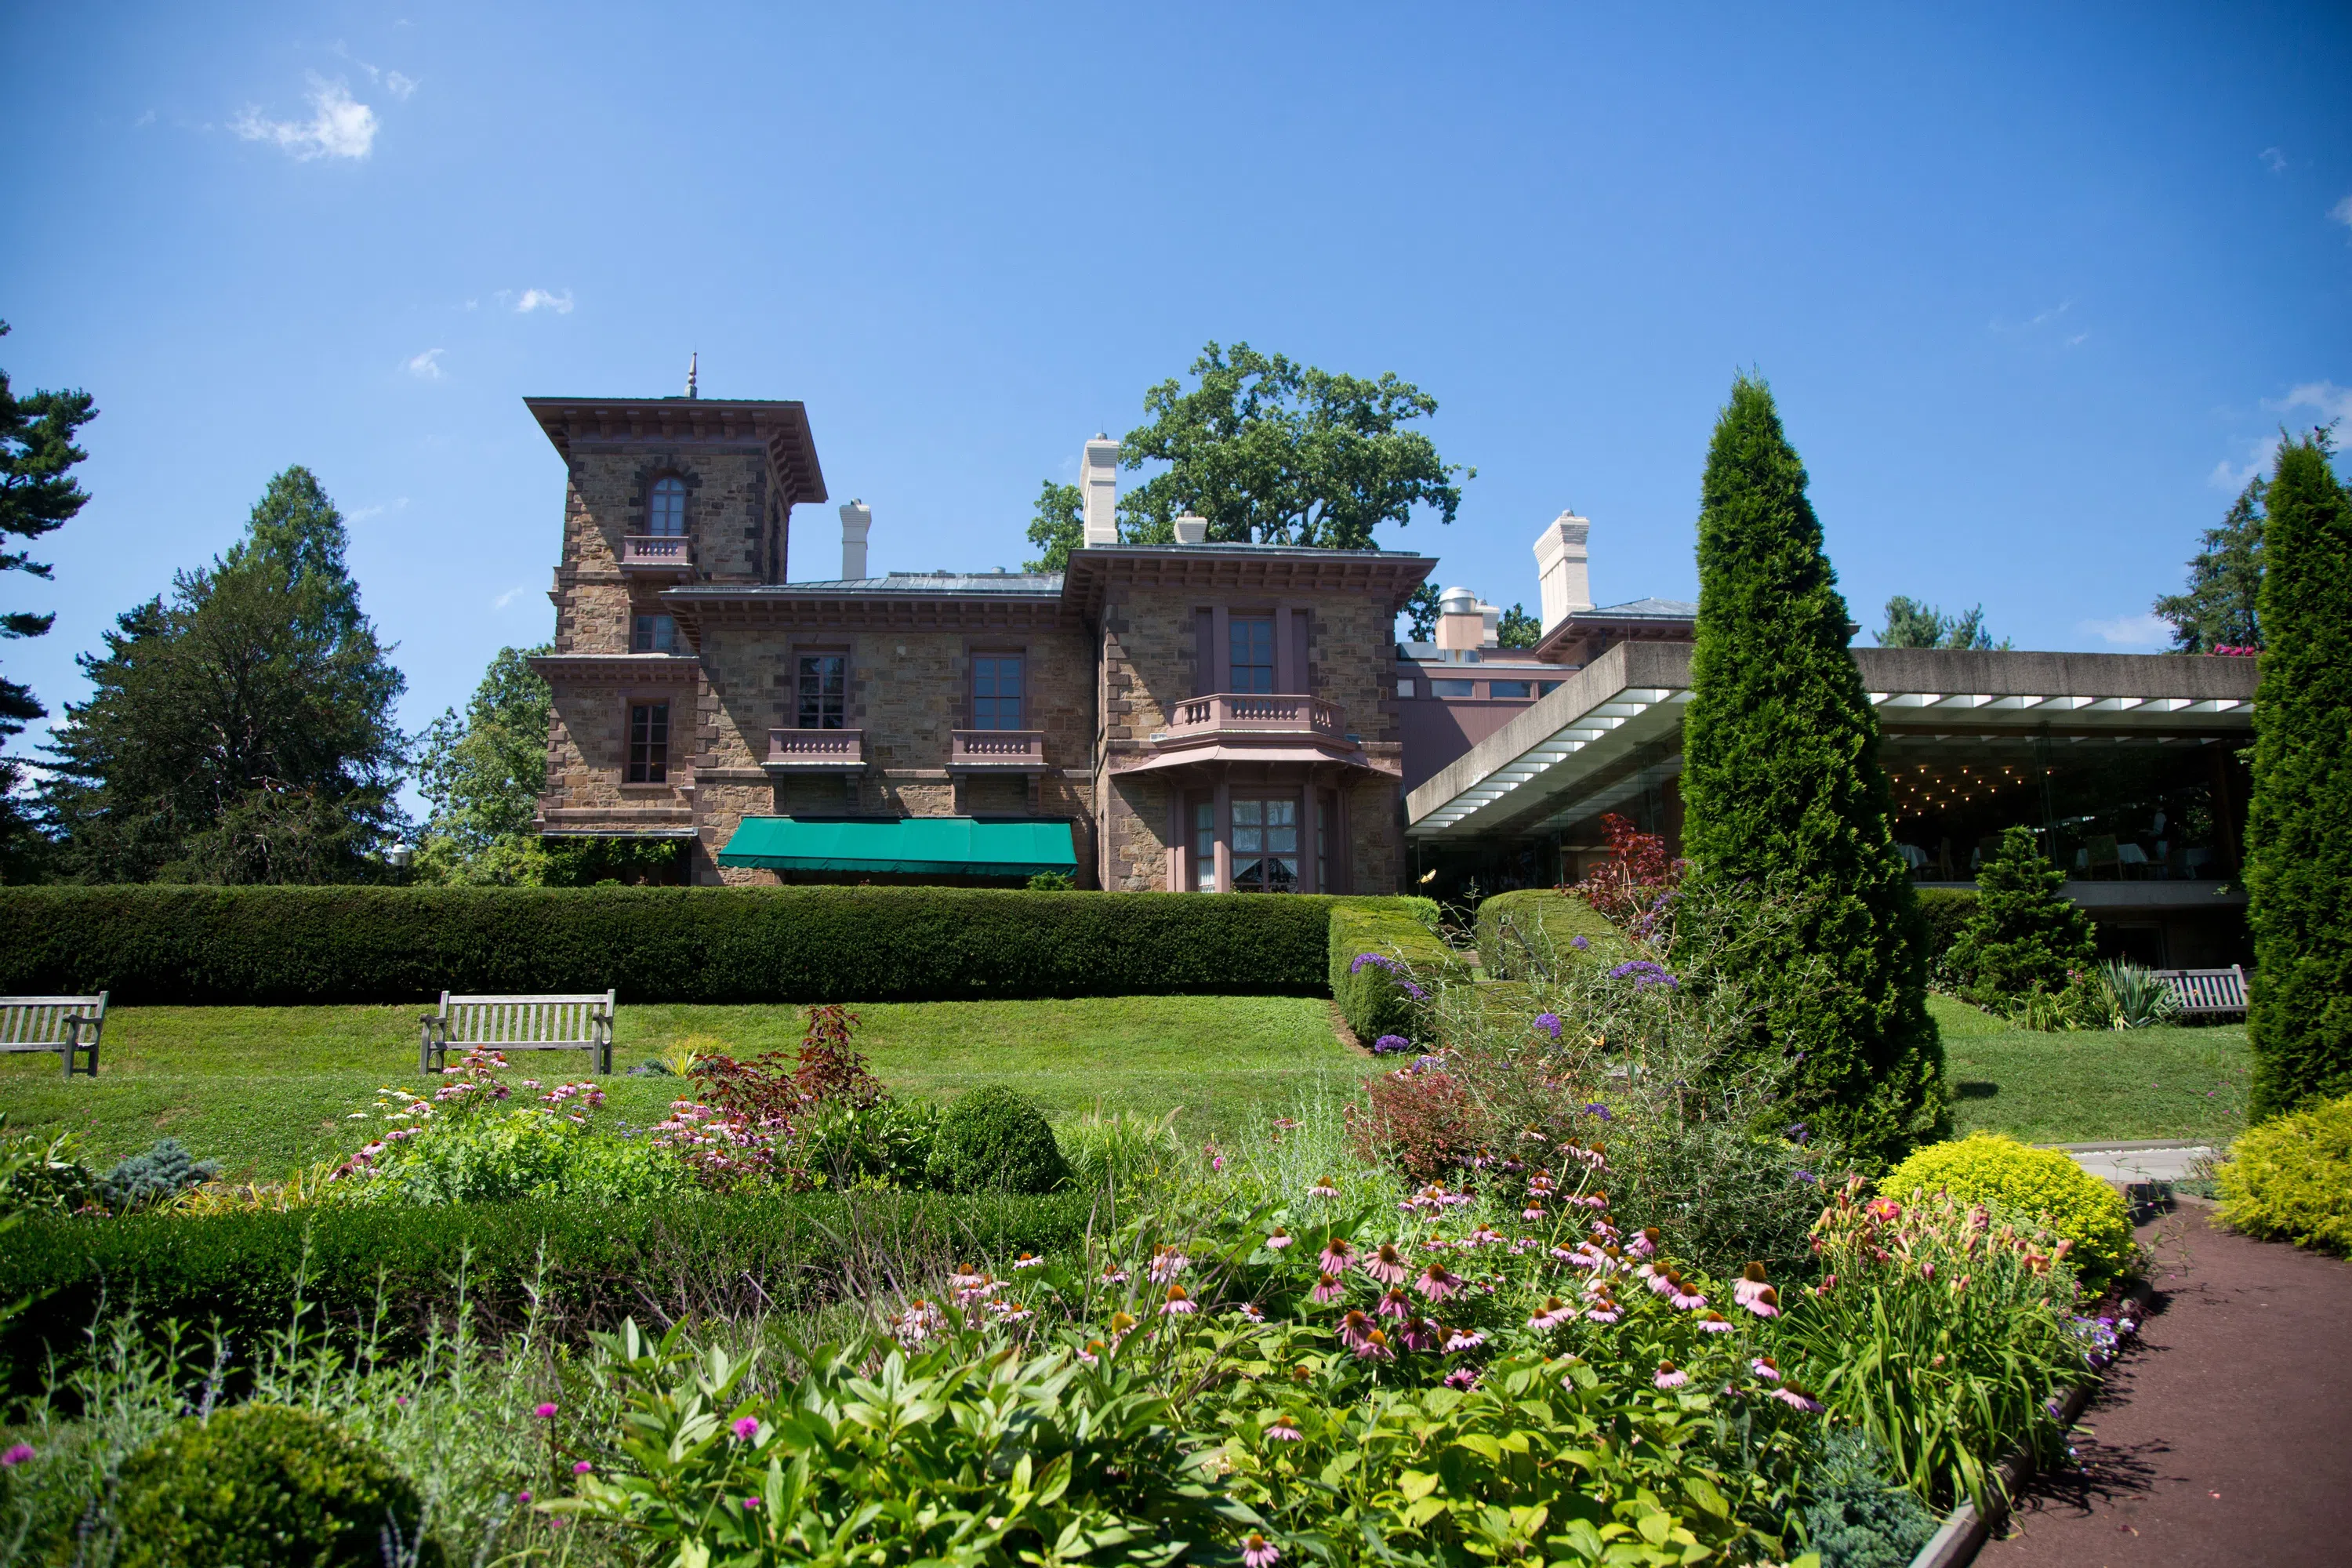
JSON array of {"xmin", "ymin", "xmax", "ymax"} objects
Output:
[
  {"xmin": 420, "ymin": 991, "xmax": 615, "ymax": 1076},
  {"xmin": 0, "ymin": 993, "xmax": 107, "ymax": 1077},
  {"xmin": 2153, "ymin": 965, "xmax": 2248, "ymax": 1020}
]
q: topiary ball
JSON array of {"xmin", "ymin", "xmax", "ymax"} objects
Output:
[
  {"xmin": 927, "ymin": 1085, "xmax": 1069, "ymax": 1195},
  {"xmin": 115, "ymin": 1403, "xmax": 442, "ymax": 1568},
  {"xmin": 1881, "ymin": 1132, "xmax": 2136, "ymax": 1290}
]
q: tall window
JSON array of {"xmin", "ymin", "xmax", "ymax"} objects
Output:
[
  {"xmin": 1231, "ymin": 798, "xmax": 1298, "ymax": 892},
  {"xmin": 797, "ymin": 653, "xmax": 846, "ymax": 729},
  {"xmin": 972, "ymin": 655, "xmax": 1024, "ymax": 729},
  {"xmin": 1229, "ymin": 616, "xmax": 1275, "ymax": 693},
  {"xmin": 648, "ymin": 476, "xmax": 687, "ymax": 535},
  {"xmin": 1192, "ymin": 800, "xmax": 1215, "ymax": 891},
  {"xmin": 626, "ymin": 701, "xmax": 669, "ymax": 783},
  {"xmin": 632, "ymin": 614, "xmax": 678, "ymax": 654}
]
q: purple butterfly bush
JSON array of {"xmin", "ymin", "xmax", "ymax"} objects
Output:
[
  {"xmin": 1350, "ymin": 952, "xmax": 1428, "ymax": 999},
  {"xmin": 1371, "ymin": 1034, "xmax": 1414, "ymax": 1055},
  {"xmin": 1608, "ymin": 959, "xmax": 1679, "ymax": 991},
  {"xmin": 1533, "ymin": 1012, "xmax": 1563, "ymax": 1040}
]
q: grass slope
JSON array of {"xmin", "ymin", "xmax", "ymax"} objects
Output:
[
  {"xmin": 1928, "ymin": 993, "xmax": 2250, "ymax": 1145},
  {"xmin": 0, "ymin": 996, "xmax": 1363, "ymax": 1178}
]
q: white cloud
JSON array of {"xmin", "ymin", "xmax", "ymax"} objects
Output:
[
  {"xmin": 2209, "ymin": 434, "xmax": 2282, "ymax": 491},
  {"xmin": 2260, "ymin": 147, "xmax": 2288, "ymax": 173},
  {"xmin": 2332, "ymin": 194, "xmax": 2352, "ymax": 232},
  {"xmin": 2026, "ymin": 300, "xmax": 2071, "ymax": 328},
  {"xmin": 232, "ymin": 74, "xmax": 376, "ymax": 161},
  {"xmin": 2078, "ymin": 614, "xmax": 2170, "ymax": 648},
  {"xmin": 348, "ymin": 498, "xmax": 409, "ymax": 524},
  {"xmin": 132, "ymin": 108, "xmax": 156, "ymax": 129},
  {"xmin": 2065, "ymin": 332, "xmax": 2089, "ymax": 347},
  {"xmin": 385, "ymin": 71, "xmax": 418, "ymax": 100},
  {"xmin": 514, "ymin": 289, "xmax": 574, "ymax": 315},
  {"xmin": 2272, "ymin": 380, "xmax": 2352, "ymax": 426},
  {"xmin": 405, "ymin": 347, "xmax": 445, "ymax": 380},
  {"xmin": 491, "ymin": 582, "xmax": 535, "ymax": 610}
]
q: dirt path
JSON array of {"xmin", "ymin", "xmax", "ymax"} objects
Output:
[{"xmin": 1980, "ymin": 1203, "xmax": 2352, "ymax": 1567}]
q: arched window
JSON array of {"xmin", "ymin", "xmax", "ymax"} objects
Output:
[{"xmin": 648, "ymin": 475, "xmax": 687, "ymax": 536}]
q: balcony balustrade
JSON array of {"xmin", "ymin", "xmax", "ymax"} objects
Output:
[
  {"xmin": 764, "ymin": 728, "xmax": 866, "ymax": 771},
  {"xmin": 619, "ymin": 534, "xmax": 694, "ymax": 579},
  {"xmin": 1155, "ymin": 692, "xmax": 1348, "ymax": 747},
  {"xmin": 948, "ymin": 729, "xmax": 1049, "ymax": 772}
]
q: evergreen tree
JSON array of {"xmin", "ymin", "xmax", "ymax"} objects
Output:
[
  {"xmin": 40, "ymin": 466, "xmax": 408, "ymax": 883},
  {"xmin": 1680, "ymin": 374, "xmax": 1944, "ymax": 1168},
  {"xmin": 2245, "ymin": 431, "xmax": 2352, "ymax": 1117},
  {"xmin": 2154, "ymin": 475, "xmax": 2266, "ymax": 653},
  {"xmin": 1876, "ymin": 596, "xmax": 2005, "ymax": 650},
  {"xmin": 1945, "ymin": 826, "xmax": 2098, "ymax": 1005}
]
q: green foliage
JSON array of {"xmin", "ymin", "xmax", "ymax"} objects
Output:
[
  {"xmin": 412, "ymin": 644, "xmax": 554, "ymax": 884},
  {"xmin": 1403, "ymin": 582, "xmax": 1440, "ymax": 641},
  {"xmin": 1912, "ymin": 888, "xmax": 1976, "ymax": 983},
  {"xmin": 1111, "ymin": 341, "xmax": 1471, "ymax": 549},
  {"xmin": 0, "ymin": 318, "xmax": 98, "ymax": 736},
  {"xmin": 38, "ymin": 466, "xmax": 408, "ymax": 884},
  {"xmin": 0, "ymin": 884, "xmax": 1376, "ymax": 1004},
  {"xmin": 115, "ymin": 1403, "xmax": 441, "ymax": 1568},
  {"xmin": 1473, "ymin": 888, "xmax": 1629, "ymax": 978},
  {"xmin": 927, "ymin": 1085, "xmax": 1070, "ymax": 1195},
  {"xmin": 0, "ymin": 1116, "xmax": 96, "ymax": 1215},
  {"xmin": 796, "ymin": 1094, "xmax": 943, "ymax": 1191},
  {"xmin": 1330, "ymin": 898, "xmax": 1463, "ymax": 1045},
  {"xmin": 1025, "ymin": 869, "xmax": 1076, "ymax": 891},
  {"xmin": 1875, "ymin": 596, "xmax": 2005, "ymax": 651},
  {"xmin": 1881, "ymin": 1132, "xmax": 2135, "ymax": 1290},
  {"xmin": 1496, "ymin": 602, "xmax": 1541, "ymax": 649},
  {"xmin": 1801, "ymin": 1428, "xmax": 1939, "ymax": 1568},
  {"xmin": 2216, "ymin": 1092, "xmax": 2352, "ymax": 1255},
  {"xmin": 1022, "ymin": 478, "xmax": 1085, "ymax": 573},
  {"xmin": 2154, "ymin": 474, "xmax": 2267, "ymax": 653},
  {"xmin": 95, "ymin": 1137, "xmax": 219, "ymax": 1212},
  {"xmin": 1944, "ymin": 826, "xmax": 2097, "ymax": 1006},
  {"xmin": 1679, "ymin": 374, "xmax": 1944, "ymax": 1168},
  {"xmin": 2245, "ymin": 432, "xmax": 2352, "ymax": 1118}
]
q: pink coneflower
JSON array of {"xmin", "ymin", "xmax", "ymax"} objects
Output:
[
  {"xmin": 1243, "ymin": 1531, "xmax": 1282, "ymax": 1568},
  {"xmin": 1733, "ymin": 1263, "xmax": 1771, "ymax": 1308},
  {"xmin": 1528, "ymin": 1298, "xmax": 1575, "ymax": 1331},
  {"xmin": 1338, "ymin": 1309, "xmax": 1376, "ymax": 1351},
  {"xmin": 1265, "ymin": 1415, "xmax": 1304, "ymax": 1443},
  {"xmin": 1641, "ymin": 1266, "xmax": 1673, "ymax": 1297},
  {"xmin": 1013, "ymin": 1252, "xmax": 1044, "ymax": 1270},
  {"xmin": 1161, "ymin": 1284, "xmax": 1197, "ymax": 1316},
  {"xmin": 1414, "ymin": 1262, "xmax": 1462, "ymax": 1302},
  {"xmin": 1743, "ymin": 1286, "xmax": 1781, "ymax": 1319},
  {"xmin": 1375, "ymin": 1287, "xmax": 1412, "ymax": 1319},
  {"xmin": 1751, "ymin": 1356, "xmax": 1782, "ymax": 1382},
  {"xmin": 1444, "ymin": 1365, "xmax": 1481, "ymax": 1390},
  {"xmin": 1353, "ymin": 1327, "xmax": 1395, "ymax": 1361},
  {"xmin": 1310, "ymin": 1271, "xmax": 1346, "ymax": 1304},
  {"xmin": 1669, "ymin": 1285, "xmax": 1708, "ymax": 1312},
  {"xmin": 1523, "ymin": 1203, "xmax": 1547, "ymax": 1222},
  {"xmin": 1654, "ymin": 1361, "xmax": 1690, "ymax": 1389},
  {"xmin": 1770, "ymin": 1384, "xmax": 1823, "ymax": 1412},
  {"xmin": 1587, "ymin": 1299, "xmax": 1622, "ymax": 1324},
  {"xmin": 1588, "ymin": 1217, "xmax": 1619, "ymax": 1243},
  {"xmin": 1148, "ymin": 1247, "xmax": 1189, "ymax": 1283},
  {"xmin": 1234, "ymin": 1302, "xmax": 1266, "ymax": 1323},
  {"xmin": 1098, "ymin": 1266, "xmax": 1130, "ymax": 1285},
  {"xmin": 1628, "ymin": 1228, "xmax": 1658, "ymax": 1258},
  {"xmin": 1467, "ymin": 1225, "xmax": 1503, "ymax": 1248},
  {"xmin": 535, "ymin": 1403, "xmax": 559, "ymax": 1420},
  {"xmin": 1363, "ymin": 1242, "xmax": 1410, "ymax": 1286},
  {"xmin": 1308, "ymin": 1176, "xmax": 1341, "ymax": 1199},
  {"xmin": 1265, "ymin": 1228, "xmax": 1294, "ymax": 1251},
  {"xmin": 1108, "ymin": 1311, "xmax": 1139, "ymax": 1340},
  {"xmin": 1318, "ymin": 1237, "xmax": 1356, "ymax": 1276},
  {"xmin": 1399, "ymin": 1316, "xmax": 1440, "ymax": 1352},
  {"xmin": 1696, "ymin": 1312, "xmax": 1734, "ymax": 1334},
  {"xmin": 1443, "ymin": 1325, "xmax": 1486, "ymax": 1352},
  {"xmin": 1077, "ymin": 1339, "xmax": 1106, "ymax": 1366}
]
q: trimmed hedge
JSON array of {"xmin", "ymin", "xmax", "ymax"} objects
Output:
[
  {"xmin": 1330, "ymin": 897, "xmax": 1461, "ymax": 1047},
  {"xmin": 1913, "ymin": 887, "xmax": 1977, "ymax": 978},
  {"xmin": 0, "ymin": 886, "xmax": 1427, "ymax": 1005},
  {"xmin": 1473, "ymin": 889, "xmax": 1631, "ymax": 978},
  {"xmin": 0, "ymin": 1190, "xmax": 1098, "ymax": 1371}
]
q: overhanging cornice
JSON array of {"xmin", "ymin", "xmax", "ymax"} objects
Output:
[
  {"xmin": 1060, "ymin": 545, "xmax": 1434, "ymax": 620},
  {"xmin": 524, "ymin": 397, "xmax": 828, "ymax": 510}
]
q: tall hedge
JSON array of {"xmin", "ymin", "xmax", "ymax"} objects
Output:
[
  {"xmin": 2245, "ymin": 434, "xmax": 2352, "ymax": 1119},
  {"xmin": 1679, "ymin": 375, "xmax": 1944, "ymax": 1168},
  {"xmin": 0, "ymin": 887, "xmax": 1428, "ymax": 1005}
]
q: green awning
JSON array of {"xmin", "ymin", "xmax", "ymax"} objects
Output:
[{"xmin": 716, "ymin": 816, "xmax": 1078, "ymax": 876}]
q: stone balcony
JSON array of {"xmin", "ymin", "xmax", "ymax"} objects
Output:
[
  {"xmin": 948, "ymin": 729, "xmax": 1050, "ymax": 772},
  {"xmin": 1156, "ymin": 693, "xmax": 1348, "ymax": 747},
  {"xmin": 764, "ymin": 728, "xmax": 866, "ymax": 771},
  {"xmin": 619, "ymin": 534, "xmax": 694, "ymax": 579}
]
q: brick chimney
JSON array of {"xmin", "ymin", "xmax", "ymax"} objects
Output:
[
  {"xmin": 840, "ymin": 500, "xmax": 872, "ymax": 580},
  {"xmin": 1534, "ymin": 511, "xmax": 1593, "ymax": 631},
  {"xmin": 1081, "ymin": 435, "xmax": 1121, "ymax": 546}
]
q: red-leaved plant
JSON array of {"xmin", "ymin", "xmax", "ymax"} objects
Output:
[{"xmin": 1574, "ymin": 811, "xmax": 1687, "ymax": 944}]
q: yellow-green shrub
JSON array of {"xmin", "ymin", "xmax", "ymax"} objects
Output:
[
  {"xmin": 2216, "ymin": 1095, "xmax": 2352, "ymax": 1257},
  {"xmin": 1882, "ymin": 1133, "xmax": 2136, "ymax": 1289}
]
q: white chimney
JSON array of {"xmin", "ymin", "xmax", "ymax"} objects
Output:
[
  {"xmin": 1081, "ymin": 434, "xmax": 1121, "ymax": 546},
  {"xmin": 840, "ymin": 500, "xmax": 872, "ymax": 580},
  {"xmin": 1479, "ymin": 602, "xmax": 1501, "ymax": 648},
  {"xmin": 1172, "ymin": 514, "xmax": 1208, "ymax": 544},
  {"xmin": 1533, "ymin": 510, "xmax": 1593, "ymax": 631}
]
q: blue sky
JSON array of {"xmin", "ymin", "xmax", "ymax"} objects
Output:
[{"xmin": 2, "ymin": 2, "xmax": 2347, "ymax": 788}]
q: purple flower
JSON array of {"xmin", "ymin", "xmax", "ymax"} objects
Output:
[
  {"xmin": 534, "ymin": 1403, "xmax": 559, "ymax": 1420},
  {"xmin": 1570, "ymin": 935, "xmax": 1590, "ymax": 951},
  {"xmin": 731, "ymin": 1416, "xmax": 760, "ymax": 1441},
  {"xmin": 1349, "ymin": 953, "xmax": 1399, "ymax": 975},
  {"xmin": 1372, "ymin": 1034, "xmax": 1414, "ymax": 1055},
  {"xmin": 1654, "ymin": 1361, "xmax": 1690, "ymax": 1389},
  {"xmin": 1243, "ymin": 1533, "xmax": 1282, "ymax": 1568},
  {"xmin": 743, "ymin": 1496, "xmax": 762, "ymax": 1510},
  {"xmin": 1, "ymin": 1443, "xmax": 33, "ymax": 1468},
  {"xmin": 1583, "ymin": 1102, "xmax": 1613, "ymax": 1122},
  {"xmin": 517, "ymin": 1491, "xmax": 533, "ymax": 1504},
  {"xmin": 573, "ymin": 1461, "xmax": 593, "ymax": 1475},
  {"xmin": 1608, "ymin": 959, "xmax": 1679, "ymax": 991},
  {"xmin": 1534, "ymin": 1012, "xmax": 1563, "ymax": 1040}
]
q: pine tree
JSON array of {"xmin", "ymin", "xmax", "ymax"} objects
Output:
[
  {"xmin": 2154, "ymin": 476, "xmax": 2266, "ymax": 653},
  {"xmin": 1946, "ymin": 826, "xmax": 2098, "ymax": 1005},
  {"xmin": 2245, "ymin": 432, "xmax": 2352, "ymax": 1117},
  {"xmin": 1680, "ymin": 374, "xmax": 1944, "ymax": 1167}
]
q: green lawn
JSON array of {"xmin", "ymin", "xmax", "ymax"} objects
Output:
[
  {"xmin": 0, "ymin": 996, "xmax": 1365, "ymax": 1178},
  {"xmin": 1926, "ymin": 993, "xmax": 2250, "ymax": 1145}
]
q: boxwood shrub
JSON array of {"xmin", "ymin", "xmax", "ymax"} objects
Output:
[
  {"xmin": 1329, "ymin": 897, "xmax": 1462, "ymax": 1047},
  {"xmin": 0, "ymin": 886, "xmax": 1426, "ymax": 1005},
  {"xmin": 0, "ymin": 1189, "xmax": 1098, "ymax": 1375},
  {"xmin": 1472, "ymin": 888, "xmax": 1631, "ymax": 978}
]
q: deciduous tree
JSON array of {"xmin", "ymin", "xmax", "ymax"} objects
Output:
[{"xmin": 1679, "ymin": 374, "xmax": 1944, "ymax": 1168}]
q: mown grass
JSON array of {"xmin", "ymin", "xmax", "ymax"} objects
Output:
[
  {"xmin": 0, "ymin": 996, "xmax": 1366, "ymax": 1178},
  {"xmin": 1927, "ymin": 993, "xmax": 2250, "ymax": 1145}
]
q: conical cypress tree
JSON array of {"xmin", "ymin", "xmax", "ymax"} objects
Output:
[
  {"xmin": 1680, "ymin": 374, "xmax": 1944, "ymax": 1167},
  {"xmin": 2245, "ymin": 434, "xmax": 2352, "ymax": 1118},
  {"xmin": 1947, "ymin": 826, "xmax": 2098, "ymax": 1006}
]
